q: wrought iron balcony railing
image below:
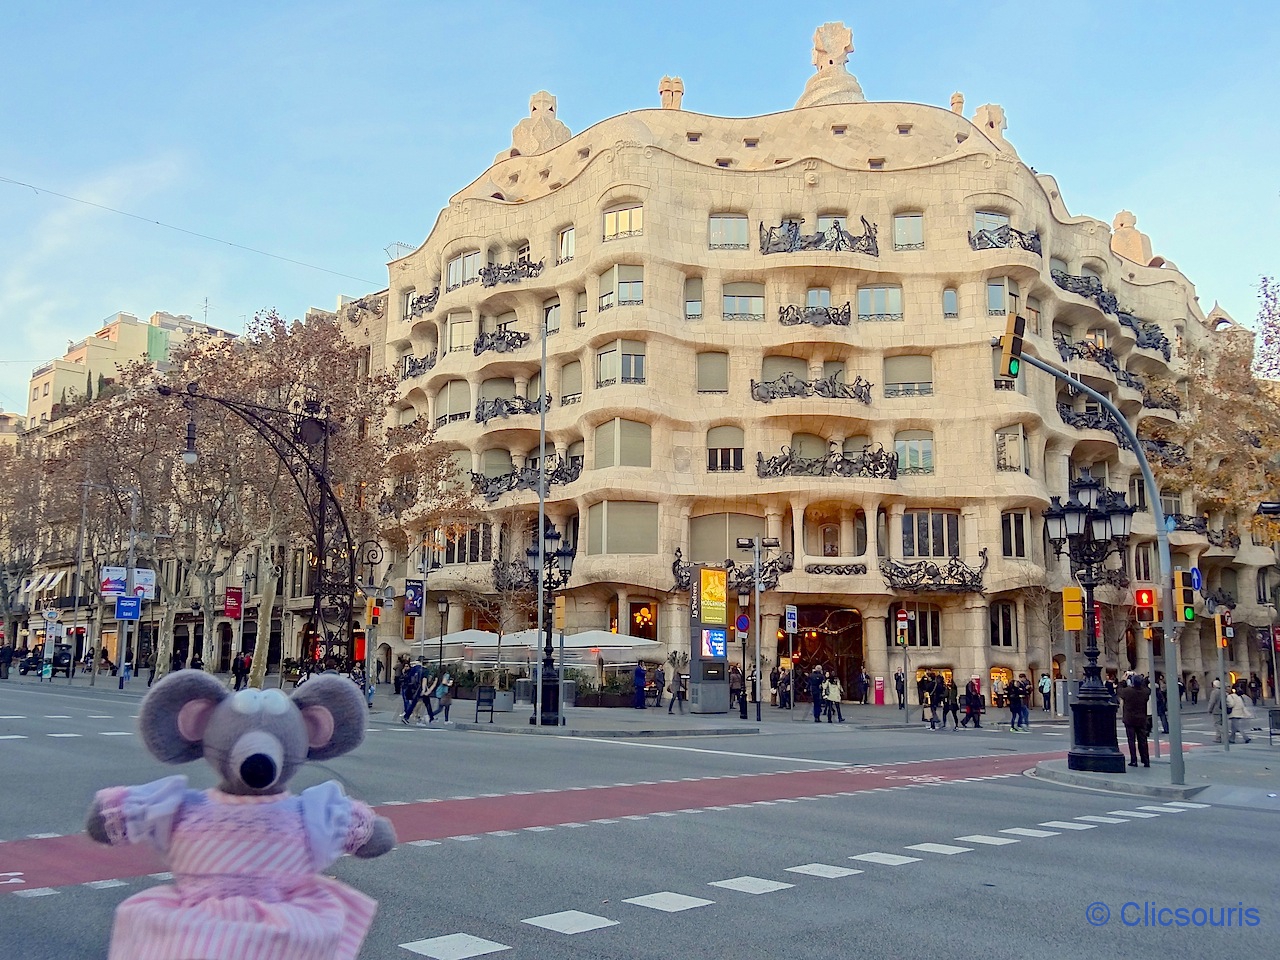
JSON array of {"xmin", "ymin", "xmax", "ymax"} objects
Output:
[
  {"xmin": 1140, "ymin": 438, "xmax": 1190, "ymax": 467},
  {"xmin": 400, "ymin": 352, "xmax": 437, "ymax": 381},
  {"xmin": 1117, "ymin": 312, "xmax": 1173, "ymax": 361},
  {"xmin": 778, "ymin": 302, "xmax": 852, "ymax": 327},
  {"xmin": 1056, "ymin": 403, "xmax": 1133, "ymax": 450},
  {"xmin": 803, "ymin": 562, "xmax": 869, "ymax": 575},
  {"xmin": 1051, "ymin": 270, "xmax": 1119, "ymax": 315},
  {"xmin": 1203, "ymin": 587, "xmax": 1236, "ymax": 609},
  {"xmin": 760, "ymin": 217, "xmax": 879, "ymax": 257},
  {"xmin": 884, "ymin": 382, "xmax": 933, "ymax": 398},
  {"xmin": 1207, "ymin": 528, "xmax": 1241, "ymax": 550},
  {"xmin": 880, "ymin": 548, "xmax": 988, "ymax": 593},
  {"xmin": 410, "ymin": 287, "xmax": 439, "ymax": 317},
  {"xmin": 750, "ymin": 370, "xmax": 873, "ymax": 405},
  {"xmin": 473, "ymin": 329, "xmax": 531, "ymax": 356},
  {"xmin": 967, "ymin": 224, "xmax": 1043, "ymax": 255},
  {"xmin": 756, "ymin": 442, "xmax": 898, "ymax": 480},
  {"xmin": 670, "ymin": 547, "xmax": 794, "ymax": 593},
  {"xmin": 1169, "ymin": 513, "xmax": 1208, "ymax": 535},
  {"xmin": 479, "ymin": 258, "xmax": 545, "ymax": 288},
  {"xmin": 470, "ymin": 456, "xmax": 583, "ymax": 504},
  {"xmin": 475, "ymin": 394, "xmax": 550, "ymax": 426},
  {"xmin": 1141, "ymin": 387, "xmax": 1181, "ymax": 414}
]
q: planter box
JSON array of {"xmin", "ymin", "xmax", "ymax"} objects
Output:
[{"xmin": 575, "ymin": 692, "xmax": 633, "ymax": 708}]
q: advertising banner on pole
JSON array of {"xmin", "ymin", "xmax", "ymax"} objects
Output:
[
  {"xmin": 133, "ymin": 568, "xmax": 157, "ymax": 600},
  {"xmin": 100, "ymin": 567, "xmax": 127, "ymax": 597},
  {"xmin": 225, "ymin": 587, "xmax": 243, "ymax": 621},
  {"xmin": 403, "ymin": 579, "xmax": 424, "ymax": 616}
]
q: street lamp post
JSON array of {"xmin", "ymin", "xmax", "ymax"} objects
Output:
[
  {"xmin": 1044, "ymin": 472, "xmax": 1135, "ymax": 773},
  {"xmin": 736, "ymin": 587, "xmax": 750, "ymax": 719},
  {"xmin": 436, "ymin": 595, "xmax": 449, "ymax": 674},
  {"xmin": 735, "ymin": 536, "xmax": 781, "ymax": 723},
  {"xmin": 526, "ymin": 523, "xmax": 575, "ymax": 726}
]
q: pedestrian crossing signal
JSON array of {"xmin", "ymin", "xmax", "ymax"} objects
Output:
[
  {"xmin": 1134, "ymin": 587, "xmax": 1156, "ymax": 623},
  {"xmin": 1172, "ymin": 571, "xmax": 1195, "ymax": 622},
  {"xmin": 1062, "ymin": 586, "xmax": 1084, "ymax": 631},
  {"xmin": 999, "ymin": 313, "xmax": 1026, "ymax": 379}
]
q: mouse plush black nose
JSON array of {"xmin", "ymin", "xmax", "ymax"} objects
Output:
[{"xmin": 240, "ymin": 754, "xmax": 277, "ymax": 789}]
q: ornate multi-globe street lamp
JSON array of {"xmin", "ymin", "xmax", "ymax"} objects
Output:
[{"xmin": 526, "ymin": 523, "xmax": 575, "ymax": 726}]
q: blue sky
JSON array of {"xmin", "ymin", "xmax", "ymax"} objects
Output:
[{"xmin": 2, "ymin": 1, "xmax": 1277, "ymax": 414}]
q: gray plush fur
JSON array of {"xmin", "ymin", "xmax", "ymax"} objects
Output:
[{"xmin": 86, "ymin": 671, "xmax": 395, "ymax": 857}]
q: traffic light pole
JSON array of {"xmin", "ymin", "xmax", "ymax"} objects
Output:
[{"xmin": 1016, "ymin": 350, "xmax": 1184, "ymax": 785}]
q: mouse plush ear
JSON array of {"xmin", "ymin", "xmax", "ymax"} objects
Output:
[
  {"xmin": 291, "ymin": 675, "xmax": 366, "ymax": 760},
  {"xmin": 138, "ymin": 671, "xmax": 229, "ymax": 763}
]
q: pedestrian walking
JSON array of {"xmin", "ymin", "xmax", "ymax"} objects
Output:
[
  {"xmin": 942, "ymin": 677, "xmax": 960, "ymax": 729},
  {"xmin": 654, "ymin": 665, "xmax": 666, "ymax": 709},
  {"xmin": 0, "ymin": 640, "xmax": 12, "ymax": 680},
  {"xmin": 231, "ymin": 653, "xmax": 248, "ymax": 691},
  {"xmin": 778, "ymin": 670, "xmax": 791, "ymax": 709},
  {"xmin": 1206, "ymin": 678, "xmax": 1224, "ymax": 742},
  {"xmin": 1007, "ymin": 678, "xmax": 1025, "ymax": 732},
  {"xmin": 146, "ymin": 653, "xmax": 157, "ymax": 687},
  {"xmin": 729, "ymin": 664, "xmax": 743, "ymax": 710},
  {"xmin": 961, "ymin": 677, "xmax": 983, "ymax": 728},
  {"xmin": 1248, "ymin": 674, "xmax": 1262, "ymax": 706},
  {"xmin": 413, "ymin": 670, "xmax": 440, "ymax": 724},
  {"xmin": 400, "ymin": 659, "xmax": 424, "ymax": 724},
  {"xmin": 190, "ymin": 652, "xmax": 204, "ymax": 671},
  {"xmin": 1155, "ymin": 678, "xmax": 1169, "ymax": 734},
  {"xmin": 894, "ymin": 669, "xmax": 905, "ymax": 709},
  {"xmin": 1189, "ymin": 675, "xmax": 1200, "ymax": 704},
  {"xmin": 1038, "ymin": 673, "xmax": 1052, "ymax": 712},
  {"xmin": 668, "ymin": 671, "xmax": 686, "ymax": 713},
  {"xmin": 1117, "ymin": 674, "xmax": 1152, "ymax": 766},
  {"xmin": 1014, "ymin": 673, "xmax": 1033, "ymax": 730},
  {"xmin": 808, "ymin": 666, "xmax": 825, "ymax": 723},
  {"xmin": 1226, "ymin": 684, "xmax": 1252, "ymax": 743},
  {"xmin": 769, "ymin": 666, "xmax": 779, "ymax": 706},
  {"xmin": 822, "ymin": 672, "xmax": 844, "ymax": 722},
  {"xmin": 1177, "ymin": 676, "xmax": 1186, "ymax": 702},
  {"xmin": 633, "ymin": 661, "xmax": 648, "ymax": 709}
]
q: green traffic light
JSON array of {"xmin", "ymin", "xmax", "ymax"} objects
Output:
[
  {"xmin": 1008, "ymin": 358, "xmax": 1019, "ymax": 376},
  {"xmin": 1183, "ymin": 607, "xmax": 1195, "ymax": 621}
]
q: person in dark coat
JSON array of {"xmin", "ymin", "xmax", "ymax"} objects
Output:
[
  {"xmin": 808, "ymin": 667, "xmax": 825, "ymax": 723},
  {"xmin": 1117, "ymin": 674, "xmax": 1152, "ymax": 766},
  {"xmin": 960, "ymin": 677, "xmax": 983, "ymax": 728},
  {"xmin": 633, "ymin": 661, "xmax": 647, "ymax": 709},
  {"xmin": 231, "ymin": 653, "xmax": 248, "ymax": 691},
  {"xmin": 894, "ymin": 670, "xmax": 905, "ymax": 709},
  {"xmin": 1155, "ymin": 679, "xmax": 1169, "ymax": 734},
  {"xmin": 0, "ymin": 641, "xmax": 12, "ymax": 680}
]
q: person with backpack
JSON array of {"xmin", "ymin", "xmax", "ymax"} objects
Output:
[
  {"xmin": 399, "ymin": 659, "xmax": 424, "ymax": 725},
  {"xmin": 1038, "ymin": 673, "xmax": 1052, "ymax": 711}
]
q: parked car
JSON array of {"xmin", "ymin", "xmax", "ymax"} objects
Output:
[{"xmin": 18, "ymin": 643, "xmax": 75, "ymax": 678}]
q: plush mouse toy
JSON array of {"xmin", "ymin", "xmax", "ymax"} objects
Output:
[{"xmin": 86, "ymin": 670, "xmax": 396, "ymax": 960}]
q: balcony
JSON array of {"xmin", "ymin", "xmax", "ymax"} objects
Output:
[
  {"xmin": 479, "ymin": 258, "xmax": 544, "ymax": 288},
  {"xmin": 1117, "ymin": 312, "xmax": 1173, "ymax": 361},
  {"xmin": 1051, "ymin": 270, "xmax": 1119, "ymax": 315},
  {"xmin": 410, "ymin": 288, "xmax": 439, "ymax": 317},
  {"xmin": 475, "ymin": 393, "xmax": 549, "ymax": 426},
  {"xmin": 1140, "ymin": 438, "xmax": 1190, "ymax": 467},
  {"xmin": 471, "ymin": 456, "xmax": 583, "ymax": 504},
  {"xmin": 433, "ymin": 412, "xmax": 471, "ymax": 429},
  {"xmin": 756, "ymin": 442, "xmax": 898, "ymax": 481},
  {"xmin": 884, "ymin": 382, "xmax": 933, "ymax": 398},
  {"xmin": 879, "ymin": 548, "xmax": 988, "ymax": 594},
  {"xmin": 670, "ymin": 547, "xmax": 794, "ymax": 593},
  {"xmin": 1141, "ymin": 386, "xmax": 1181, "ymax": 415},
  {"xmin": 1207, "ymin": 528, "xmax": 1241, "ymax": 550},
  {"xmin": 759, "ymin": 217, "xmax": 879, "ymax": 257},
  {"xmin": 1055, "ymin": 335, "xmax": 1123, "ymax": 377},
  {"xmin": 778, "ymin": 302, "xmax": 852, "ymax": 328},
  {"xmin": 967, "ymin": 224, "xmax": 1042, "ymax": 256},
  {"xmin": 1168, "ymin": 513, "xmax": 1208, "ymax": 535},
  {"xmin": 750, "ymin": 370, "xmax": 873, "ymax": 405},
  {"xmin": 1056, "ymin": 402, "xmax": 1132, "ymax": 449},
  {"xmin": 473, "ymin": 329, "xmax": 531, "ymax": 356},
  {"xmin": 400, "ymin": 352, "xmax": 437, "ymax": 381}
]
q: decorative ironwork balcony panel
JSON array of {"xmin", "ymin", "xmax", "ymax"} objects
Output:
[
  {"xmin": 1056, "ymin": 403, "xmax": 1133, "ymax": 450},
  {"xmin": 880, "ymin": 548, "xmax": 988, "ymax": 593},
  {"xmin": 1141, "ymin": 387, "xmax": 1180, "ymax": 413},
  {"xmin": 410, "ymin": 288, "xmax": 439, "ymax": 317},
  {"xmin": 473, "ymin": 329, "xmax": 531, "ymax": 356},
  {"xmin": 1207, "ymin": 528, "xmax": 1241, "ymax": 549},
  {"xmin": 778, "ymin": 302, "xmax": 852, "ymax": 327},
  {"xmin": 1116, "ymin": 369, "xmax": 1145, "ymax": 392},
  {"xmin": 804, "ymin": 562, "xmax": 868, "ymax": 575},
  {"xmin": 560, "ymin": 392, "xmax": 582, "ymax": 406},
  {"xmin": 750, "ymin": 370, "xmax": 872, "ymax": 405},
  {"xmin": 884, "ymin": 383, "xmax": 933, "ymax": 398},
  {"xmin": 1140, "ymin": 438, "xmax": 1189, "ymax": 467},
  {"xmin": 1116, "ymin": 312, "xmax": 1173, "ymax": 361},
  {"xmin": 756, "ymin": 442, "xmax": 898, "ymax": 480},
  {"xmin": 492, "ymin": 558, "xmax": 535, "ymax": 592},
  {"xmin": 1203, "ymin": 587, "xmax": 1236, "ymax": 609},
  {"xmin": 1051, "ymin": 270, "xmax": 1119, "ymax": 315},
  {"xmin": 759, "ymin": 217, "xmax": 879, "ymax": 257},
  {"xmin": 475, "ymin": 393, "xmax": 549, "ymax": 426},
  {"xmin": 470, "ymin": 456, "xmax": 583, "ymax": 503},
  {"xmin": 1097, "ymin": 568, "xmax": 1131, "ymax": 588},
  {"xmin": 723, "ymin": 312, "xmax": 764, "ymax": 322},
  {"xmin": 479, "ymin": 258, "xmax": 545, "ymax": 288},
  {"xmin": 1168, "ymin": 513, "xmax": 1208, "ymax": 535},
  {"xmin": 670, "ymin": 547, "xmax": 794, "ymax": 594},
  {"xmin": 400, "ymin": 352, "xmax": 437, "ymax": 381},
  {"xmin": 967, "ymin": 224, "xmax": 1043, "ymax": 255}
]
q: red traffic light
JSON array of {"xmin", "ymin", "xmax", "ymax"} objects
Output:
[{"xmin": 1135, "ymin": 588, "xmax": 1156, "ymax": 623}]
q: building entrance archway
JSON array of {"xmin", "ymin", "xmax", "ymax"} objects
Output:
[{"xmin": 777, "ymin": 606, "xmax": 862, "ymax": 699}]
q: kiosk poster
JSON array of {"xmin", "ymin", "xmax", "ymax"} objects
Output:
[
  {"xmin": 701, "ymin": 627, "xmax": 727, "ymax": 659},
  {"xmin": 699, "ymin": 568, "xmax": 727, "ymax": 625}
]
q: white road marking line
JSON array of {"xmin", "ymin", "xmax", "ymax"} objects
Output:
[
  {"xmin": 1108, "ymin": 810, "xmax": 1159, "ymax": 818},
  {"xmin": 850, "ymin": 852, "xmax": 921, "ymax": 866},
  {"xmin": 149, "ymin": 872, "xmax": 174, "ymax": 881},
  {"xmin": 1076, "ymin": 815, "xmax": 1129, "ymax": 824},
  {"xmin": 28, "ymin": 833, "xmax": 60, "ymax": 839},
  {"xmin": 522, "ymin": 910, "xmax": 618, "ymax": 934},
  {"xmin": 14, "ymin": 888, "xmax": 57, "ymax": 897},
  {"xmin": 651, "ymin": 812, "xmax": 677, "ymax": 818},
  {"xmin": 0, "ymin": 716, "xmax": 25, "ymax": 720},
  {"xmin": 710, "ymin": 876, "xmax": 794, "ymax": 894},
  {"xmin": 562, "ymin": 822, "xmax": 589, "ymax": 828},
  {"xmin": 0, "ymin": 735, "xmax": 27, "ymax": 740},
  {"xmin": 479, "ymin": 793, "xmax": 502, "ymax": 798},
  {"xmin": 450, "ymin": 796, "xmax": 474, "ymax": 801},
  {"xmin": 409, "ymin": 840, "xmax": 441, "ymax": 847},
  {"xmin": 399, "ymin": 932, "xmax": 511, "ymax": 958},
  {"xmin": 1000, "ymin": 828, "xmax": 1058, "ymax": 838},
  {"xmin": 621, "ymin": 815, "xmax": 648, "ymax": 821},
  {"xmin": 591, "ymin": 818, "xmax": 619, "ymax": 825},
  {"xmin": 486, "ymin": 830, "xmax": 518, "ymax": 837},
  {"xmin": 85, "ymin": 879, "xmax": 127, "ymax": 889},
  {"xmin": 99, "ymin": 732, "xmax": 132, "ymax": 736},
  {"xmin": 1163, "ymin": 801, "xmax": 1211, "ymax": 809},
  {"xmin": 524, "ymin": 826, "xmax": 555, "ymax": 833},
  {"xmin": 87, "ymin": 715, "xmax": 111, "ymax": 719},
  {"xmin": 43, "ymin": 716, "xmax": 71, "ymax": 719},
  {"xmin": 382, "ymin": 801, "xmax": 409, "ymax": 806},
  {"xmin": 572, "ymin": 737, "xmax": 851, "ymax": 766},
  {"xmin": 1137, "ymin": 805, "xmax": 1183, "ymax": 814},
  {"xmin": 905, "ymin": 843, "xmax": 972, "ymax": 855},
  {"xmin": 449, "ymin": 835, "xmax": 480, "ymax": 842},
  {"xmin": 623, "ymin": 891, "xmax": 714, "ymax": 913},
  {"xmin": 956, "ymin": 835, "xmax": 1019, "ymax": 846},
  {"xmin": 1040, "ymin": 820, "xmax": 1095, "ymax": 830},
  {"xmin": 47, "ymin": 733, "xmax": 81, "ymax": 738},
  {"xmin": 676, "ymin": 808, "xmax": 704, "ymax": 814},
  {"xmin": 786, "ymin": 863, "xmax": 863, "ymax": 879}
]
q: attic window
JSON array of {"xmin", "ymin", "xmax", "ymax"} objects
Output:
[
  {"xmin": 831, "ymin": 125, "xmax": 847, "ymax": 136},
  {"xmin": 897, "ymin": 124, "xmax": 913, "ymax": 135},
  {"xmin": 687, "ymin": 132, "xmax": 701, "ymax": 143},
  {"xmin": 549, "ymin": 181, "xmax": 563, "ymax": 190},
  {"xmin": 507, "ymin": 173, "xmax": 519, "ymax": 184},
  {"xmin": 577, "ymin": 147, "xmax": 590, "ymax": 159},
  {"xmin": 743, "ymin": 138, "xmax": 759, "ymax": 148},
  {"xmin": 774, "ymin": 158, "xmax": 791, "ymax": 164},
  {"xmin": 539, "ymin": 169, "xmax": 550, "ymax": 181},
  {"xmin": 956, "ymin": 132, "xmax": 969, "ymax": 144},
  {"xmin": 868, "ymin": 158, "xmax": 885, "ymax": 170},
  {"xmin": 715, "ymin": 158, "xmax": 732, "ymax": 168}
]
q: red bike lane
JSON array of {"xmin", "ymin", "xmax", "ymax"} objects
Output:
[{"xmin": 0, "ymin": 750, "xmax": 1062, "ymax": 894}]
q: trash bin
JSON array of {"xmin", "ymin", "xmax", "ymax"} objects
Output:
[
  {"xmin": 560, "ymin": 679, "xmax": 576, "ymax": 708},
  {"xmin": 514, "ymin": 678, "xmax": 533, "ymax": 704}
]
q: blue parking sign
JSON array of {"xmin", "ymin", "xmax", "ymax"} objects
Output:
[{"xmin": 115, "ymin": 597, "xmax": 142, "ymax": 621}]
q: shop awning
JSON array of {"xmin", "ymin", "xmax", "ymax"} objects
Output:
[{"xmin": 40, "ymin": 571, "xmax": 67, "ymax": 594}]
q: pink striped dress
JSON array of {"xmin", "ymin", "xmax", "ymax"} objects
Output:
[{"xmin": 95, "ymin": 775, "xmax": 379, "ymax": 960}]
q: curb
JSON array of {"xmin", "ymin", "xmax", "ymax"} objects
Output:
[
  {"xmin": 1032, "ymin": 760, "xmax": 1210, "ymax": 800},
  {"xmin": 447, "ymin": 723, "xmax": 759, "ymax": 738}
]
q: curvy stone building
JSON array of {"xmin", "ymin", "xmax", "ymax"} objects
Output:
[{"xmin": 377, "ymin": 21, "xmax": 1275, "ymax": 700}]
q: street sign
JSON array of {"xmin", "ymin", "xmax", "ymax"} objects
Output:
[
  {"xmin": 114, "ymin": 597, "xmax": 141, "ymax": 621},
  {"xmin": 41, "ymin": 608, "xmax": 60, "ymax": 623},
  {"xmin": 1190, "ymin": 567, "xmax": 1203, "ymax": 592},
  {"xmin": 896, "ymin": 609, "xmax": 909, "ymax": 630},
  {"xmin": 785, "ymin": 604, "xmax": 797, "ymax": 634},
  {"xmin": 735, "ymin": 614, "xmax": 750, "ymax": 632}
]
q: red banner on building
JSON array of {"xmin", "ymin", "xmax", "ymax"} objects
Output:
[
  {"xmin": 225, "ymin": 587, "xmax": 243, "ymax": 621},
  {"xmin": 1273, "ymin": 625, "xmax": 1280, "ymax": 654}
]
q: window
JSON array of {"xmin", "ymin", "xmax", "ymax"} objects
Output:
[
  {"xmin": 1050, "ymin": 257, "xmax": 1068, "ymax": 275},
  {"xmin": 401, "ymin": 288, "xmax": 415, "ymax": 321},
  {"xmin": 807, "ymin": 287, "xmax": 832, "ymax": 310},
  {"xmin": 868, "ymin": 158, "xmax": 884, "ymax": 170},
  {"xmin": 895, "ymin": 430, "xmax": 934, "ymax": 475},
  {"xmin": 446, "ymin": 313, "xmax": 474, "ymax": 353},
  {"xmin": 857, "ymin": 285, "xmax": 903, "ymax": 321},
  {"xmin": 446, "ymin": 250, "xmax": 480, "ymax": 290},
  {"xmin": 820, "ymin": 524, "xmax": 840, "ymax": 556},
  {"xmin": 557, "ymin": 227, "xmax": 575, "ymax": 264},
  {"xmin": 480, "ymin": 448, "xmax": 514, "ymax": 478},
  {"xmin": 822, "ymin": 360, "xmax": 844, "ymax": 381},
  {"xmin": 684, "ymin": 278, "xmax": 703, "ymax": 320},
  {"xmin": 1026, "ymin": 297, "xmax": 1042, "ymax": 336},
  {"xmin": 576, "ymin": 292, "xmax": 588, "ymax": 328},
  {"xmin": 709, "ymin": 214, "xmax": 749, "ymax": 250},
  {"xmin": 842, "ymin": 435, "xmax": 870, "ymax": 458},
  {"xmin": 942, "ymin": 288, "xmax": 958, "ymax": 319},
  {"xmin": 995, "ymin": 425, "xmax": 1030, "ymax": 474},
  {"xmin": 1159, "ymin": 489, "xmax": 1181, "ymax": 518},
  {"xmin": 1134, "ymin": 543, "xmax": 1153, "ymax": 581},
  {"xmin": 706, "ymin": 425, "xmax": 744, "ymax": 472},
  {"xmin": 622, "ymin": 340, "xmax": 645, "ymax": 383},
  {"xmin": 567, "ymin": 439, "xmax": 585, "ymax": 472},
  {"xmin": 893, "ymin": 214, "xmax": 924, "ymax": 251},
  {"xmin": 516, "ymin": 242, "xmax": 531, "ymax": 263},
  {"xmin": 883, "ymin": 355, "xmax": 932, "ymax": 397},
  {"xmin": 974, "ymin": 210, "xmax": 1009, "ymax": 234},
  {"xmin": 790, "ymin": 432, "xmax": 826, "ymax": 459},
  {"xmin": 603, "ymin": 204, "xmax": 643, "ymax": 240},
  {"xmin": 1128, "ymin": 476, "xmax": 1148, "ymax": 512},
  {"xmin": 817, "ymin": 214, "xmax": 845, "ymax": 233},
  {"xmin": 560, "ymin": 360, "xmax": 583, "ymax": 405},
  {"xmin": 479, "ymin": 376, "xmax": 516, "ymax": 404},
  {"xmin": 434, "ymin": 380, "xmax": 472, "ymax": 428},
  {"xmin": 596, "ymin": 340, "xmax": 645, "ymax": 386},
  {"xmin": 989, "ymin": 601, "xmax": 1017, "ymax": 648},
  {"xmin": 696, "ymin": 352, "xmax": 729, "ymax": 393},
  {"xmin": 31, "ymin": 388, "xmax": 38, "ymax": 401},
  {"xmin": 903, "ymin": 509, "xmax": 960, "ymax": 558},
  {"xmin": 596, "ymin": 343, "xmax": 617, "ymax": 387},
  {"xmin": 543, "ymin": 299, "xmax": 561, "ymax": 335},
  {"xmin": 594, "ymin": 418, "xmax": 652, "ymax": 469},
  {"xmin": 887, "ymin": 602, "xmax": 941, "ymax": 647},
  {"xmin": 1001, "ymin": 512, "xmax": 1027, "ymax": 558},
  {"xmin": 1258, "ymin": 569, "xmax": 1271, "ymax": 605},
  {"xmin": 722, "ymin": 282, "xmax": 765, "ymax": 320},
  {"xmin": 689, "ymin": 513, "xmax": 763, "ymax": 563},
  {"xmin": 987, "ymin": 277, "xmax": 1019, "ymax": 315},
  {"xmin": 42, "ymin": 383, "xmax": 49, "ymax": 397},
  {"xmin": 1083, "ymin": 328, "xmax": 1107, "ymax": 348},
  {"xmin": 762, "ymin": 356, "xmax": 807, "ymax": 382},
  {"xmin": 599, "ymin": 265, "xmax": 643, "ymax": 309},
  {"xmin": 435, "ymin": 523, "xmax": 495, "ymax": 566},
  {"xmin": 587, "ymin": 501, "xmax": 659, "ymax": 555}
]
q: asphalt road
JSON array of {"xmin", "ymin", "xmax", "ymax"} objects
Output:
[{"xmin": 0, "ymin": 680, "xmax": 1275, "ymax": 960}]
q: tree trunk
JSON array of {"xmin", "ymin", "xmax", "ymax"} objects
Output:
[{"xmin": 248, "ymin": 562, "xmax": 279, "ymax": 690}]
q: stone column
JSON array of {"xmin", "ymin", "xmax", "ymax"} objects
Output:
[
  {"xmin": 840, "ymin": 508, "xmax": 855, "ymax": 558},
  {"xmin": 863, "ymin": 603, "xmax": 891, "ymax": 692},
  {"xmin": 766, "ymin": 509, "xmax": 784, "ymax": 546},
  {"xmin": 863, "ymin": 500, "xmax": 881, "ymax": 558},
  {"xmin": 789, "ymin": 498, "xmax": 806, "ymax": 560},
  {"xmin": 616, "ymin": 589, "xmax": 630, "ymax": 636},
  {"xmin": 888, "ymin": 504, "xmax": 905, "ymax": 558}
]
